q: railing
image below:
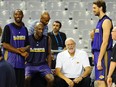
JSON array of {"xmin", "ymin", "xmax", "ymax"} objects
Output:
[{"xmin": 51, "ymin": 49, "xmax": 93, "ymax": 57}]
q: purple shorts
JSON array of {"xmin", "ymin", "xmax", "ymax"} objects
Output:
[
  {"xmin": 25, "ymin": 64, "xmax": 52, "ymax": 77},
  {"xmin": 94, "ymin": 50, "xmax": 111, "ymax": 80}
]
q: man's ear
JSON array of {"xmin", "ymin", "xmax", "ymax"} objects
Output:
[{"xmin": 100, "ymin": 6, "xmax": 103, "ymax": 12}]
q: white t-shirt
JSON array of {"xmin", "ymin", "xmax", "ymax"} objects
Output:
[{"xmin": 56, "ymin": 49, "xmax": 90, "ymax": 78}]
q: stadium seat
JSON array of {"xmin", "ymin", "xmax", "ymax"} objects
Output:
[
  {"xmin": 110, "ymin": 11, "xmax": 116, "ymax": 21},
  {"xmin": 72, "ymin": 10, "xmax": 91, "ymax": 20},
  {"xmin": 68, "ymin": 1, "xmax": 86, "ymax": 11},
  {"xmin": 7, "ymin": 1, "xmax": 26, "ymax": 11},
  {"xmin": 0, "ymin": 1, "xmax": 8, "ymax": 10},
  {"xmin": 77, "ymin": 19, "xmax": 97, "ymax": 30},
  {"xmin": 50, "ymin": 10, "xmax": 70, "ymax": 19},
  {"xmin": 62, "ymin": 0, "xmax": 81, "ymax": 1},
  {"xmin": 27, "ymin": 1, "xmax": 45, "ymax": 11},
  {"xmin": 23, "ymin": 10, "xmax": 31, "ymax": 19},
  {"xmin": 86, "ymin": 2, "xmax": 93, "ymax": 11},
  {"xmin": 107, "ymin": 2, "xmax": 116, "ymax": 12},
  {"xmin": 61, "ymin": 19, "xmax": 74, "ymax": 30},
  {"xmin": 45, "ymin": 1, "xmax": 67, "ymax": 11},
  {"xmin": 30, "ymin": 10, "xmax": 42, "ymax": 20},
  {"xmin": 0, "ymin": 10, "xmax": 10, "ymax": 19}
]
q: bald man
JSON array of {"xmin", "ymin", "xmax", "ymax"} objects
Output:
[
  {"xmin": 55, "ymin": 38, "xmax": 91, "ymax": 87},
  {"xmin": 28, "ymin": 11, "xmax": 50, "ymax": 36},
  {"xmin": 25, "ymin": 22, "xmax": 54, "ymax": 87}
]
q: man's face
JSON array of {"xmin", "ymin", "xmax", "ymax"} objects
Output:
[
  {"xmin": 92, "ymin": 4, "xmax": 100, "ymax": 16},
  {"xmin": 13, "ymin": 10, "xmax": 23, "ymax": 23},
  {"xmin": 111, "ymin": 29, "xmax": 116, "ymax": 40},
  {"xmin": 34, "ymin": 24, "xmax": 44, "ymax": 37},
  {"xmin": 41, "ymin": 15, "xmax": 50, "ymax": 26},
  {"xmin": 66, "ymin": 40, "xmax": 76, "ymax": 54},
  {"xmin": 52, "ymin": 22, "xmax": 60, "ymax": 33}
]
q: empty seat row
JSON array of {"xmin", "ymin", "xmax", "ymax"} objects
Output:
[{"xmin": 1, "ymin": 1, "xmax": 116, "ymax": 12}]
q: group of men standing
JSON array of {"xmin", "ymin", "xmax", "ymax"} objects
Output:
[{"xmin": 0, "ymin": 0, "xmax": 116, "ymax": 87}]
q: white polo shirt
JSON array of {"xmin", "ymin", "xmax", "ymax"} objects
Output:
[{"xmin": 56, "ymin": 49, "xmax": 90, "ymax": 78}]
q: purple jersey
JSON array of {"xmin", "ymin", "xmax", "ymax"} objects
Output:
[
  {"xmin": 92, "ymin": 15, "xmax": 113, "ymax": 51},
  {"xmin": 94, "ymin": 51, "xmax": 112, "ymax": 80},
  {"xmin": 26, "ymin": 35, "xmax": 48, "ymax": 66},
  {"xmin": 92, "ymin": 15, "xmax": 113, "ymax": 80},
  {"xmin": 25, "ymin": 35, "xmax": 52, "ymax": 77},
  {"xmin": 7, "ymin": 23, "xmax": 28, "ymax": 68}
]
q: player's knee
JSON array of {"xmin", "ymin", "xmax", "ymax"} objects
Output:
[
  {"xmin": 45, "ymin": 74, "xmax": 54, "ymax": 83},
  {"xmin": 96, "ymin": 80, "xmax": 105, "ymax": 85},
  {"xmin": 25, "ymin": 76, "xmax": 31, "ymax": 82},
  {"xmin": 48, "ymin": 76, "xmax": 54, "ymax": 83}
]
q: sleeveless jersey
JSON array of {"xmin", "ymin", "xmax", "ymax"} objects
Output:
[
  {"xmin": 27, "ymin": 35, "xmax": 48, "ymax": 66},
  {"xmin": 7, "ymin": 23, "xmax": 28, "ymax": 68},
  {"xmin": 92, "ymin": 15, "xmax": 113, "ymax": 51}
]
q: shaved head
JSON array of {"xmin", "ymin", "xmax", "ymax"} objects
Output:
[
  {"xmin": 34, "ymin": 22, "xmax": 44, "ymax": 38},
  {"xmin": 40, "ymin": 11, "xmax": 50, "ymax": 25},
  {"xmin": 41, "ymin": 11, "xmax": 50, "ymax": 19},
  {"xmin": 35, "ymin": 22, "xmax": 44, "ymax": 29}
]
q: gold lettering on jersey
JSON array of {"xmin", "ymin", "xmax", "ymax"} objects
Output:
[
  {"xmin": 30, "ymin": 48, "xmax": 45, "ymax": 52},
  {"xmin": 13, "ymin": 36, "xmax": 26, "ymax": 40},
  {"xmin": 95, "ymin": 29, "xmax": 99, "ymax": 33},
  {"xmin": 99, "ymin": 75, "xmax": 104, "ymax": 79}
]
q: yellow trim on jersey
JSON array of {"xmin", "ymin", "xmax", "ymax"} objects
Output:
[
  {"xmin": 30, "ymin": 48, "xmax": 45, "ymax": 52},
  {"xmin": 95, "ymin": 29, "xmax": 99, "ymax": 33},
  {"xmin": 4, "ymin": 50, "xmax": 8, "ymax": 60},
  {"xmin": 13, "ymin": 36, "xmax": 26, "ymax": 40}
]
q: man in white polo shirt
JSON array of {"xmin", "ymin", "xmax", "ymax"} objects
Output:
[{"xmin": 54, "ymin": 38, "xmax": 91, "ymax": 87}]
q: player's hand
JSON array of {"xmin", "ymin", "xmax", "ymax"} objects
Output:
[
  {"xmin": 107, "ymin": 77, "xmax": 112, "ymax": 87},
  {"xmin": 18, "ymin": 47, "xmax": 26, "ymax": 53},
  {"xmin": 65, "ymin": 78, "xmax": 74, "ymax": 87},
  {"xmin": 20, "ymin": 52, "xmax": 29, "ymax": 58},
  {"xmin": 73, "ymin": 77, "xmax": 83, "ymax": 84},
  {"xmin": 97, "ymin": 61, "xmax": 103, "ymax": 70},
  {"xmin": 0, "ymin": 57, "xmax": 2, "ymax": 61}
]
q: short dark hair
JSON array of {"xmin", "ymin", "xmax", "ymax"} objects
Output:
[
  {"xmin": 13, "ymin": 9, "xmax": 23, "ymax": 15},
  {"xmin": 53, "ymin": 21, "xmax": 62, "ymax": 28},
  {"xmin": 93, "ymin": 0, "xmax": 106, "ymax": 13}
]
